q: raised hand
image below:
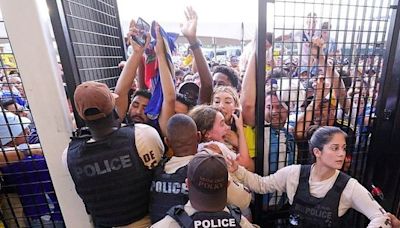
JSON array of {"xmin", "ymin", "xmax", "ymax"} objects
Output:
[
  {"xmin": 310, "ymin": 37, "xmax": 325, "ymax": 57},
  {"xmin": 127, "ymin": 19, "xmax": 150, "ymax": 53},
  {"xmin": 181, "ymin": 6, "xmax": 198, "ymax": 44},
  {"xmin": 126, "ymin": 19, "xmax": 137, "ymax": 46},
  {"xmin": 232, "ymin": 109, "xmax": 244, "ymax": 129},
  {"xmin": 313, "ymin": 75, "xmax": 331, "ymax": 101},
  {"xmin": 154, "ymin": 23, "xmax": 165, "ymax": 55},
  {"xmin": 224, "ymin": 130, "xmax": 239, "ymax": 149}
]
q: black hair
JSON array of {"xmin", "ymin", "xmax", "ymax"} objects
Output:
[
  {"xmin": 307, "ymin": 12, "xmax": 317, "ymax": 18},
  {"xmin": 176, "ymin": 93, "xmax": 196, "ymax": 108},
  {"xmin": 270, "ymin": 68, "xmax": 289, "ymax": 79},
  {"xmin": 308, "ymin": 126, "xmax": 347, "ymax": 160},
  {"xmin": 132, "ymin": 89, "xmax": 151, "ymax": 100},
  {"xmin": 321, "ymin": 22, "xmax": 331, "ymax": 30},
  {"xmin": 0, "ymin": 99, "xmax": 16, "ymax": 109},
  {"xmin": 213, "ymin": 66, "xmax": 239, "ymax": 89},
  {"xmin": 175, "ymin": 69, "xmax": 184, "ymax": 77},
  {"xmin": 166, "ymin": 114, "xmax": 198, "ymax": 156},
  {"xmin": 8, "ymin": 70, "xmax": 19, "ymax": 75}
]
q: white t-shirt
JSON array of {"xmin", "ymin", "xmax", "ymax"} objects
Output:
[{"xmin": 232, "ymin": 164, "xmax": 391, "ymax": 228}]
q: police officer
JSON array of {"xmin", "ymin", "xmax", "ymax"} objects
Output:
[
  {"xmin": 227, "ymin": 126, "xmax": 391, "ymax": 227},
  {"xmin": 149, "ymin": 114, "xmax": 199, "ymax": 223},
  {"xmin": 151, "ymin": 151, "xmax": 256, "ymax": 228},
  {"xmin": 64, "ymin": 81, "xmax": 164, "ymax": 228}
]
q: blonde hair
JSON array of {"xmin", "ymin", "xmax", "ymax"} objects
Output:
[{"xmin": 212, "ymin": 86, "xmax": 240, "ymax": 108}]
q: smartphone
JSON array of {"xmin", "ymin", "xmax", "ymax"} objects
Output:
[
  {"xmin": 234, "ymin": 109, "xmax": 241, "ymax": 118},
  {"xmin": 132, "ymin": 17, "xmax": 150, "ymax": 47},
  {"xmin": 230, "ymin": 110, "xmax": 241, "ymax": 132}
]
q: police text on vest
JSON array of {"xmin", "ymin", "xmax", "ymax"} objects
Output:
[
  {"xmin": 193, "ymin": 218, "xmax": 236, "ymax": 228},
  {"xmin": 75, "ymin": 155, "xmax": 133, "ymax": 177}
]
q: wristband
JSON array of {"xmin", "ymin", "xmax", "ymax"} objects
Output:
[{"xmin": 189, "ymin": 40, "xmax": 201, "ymax": 50}]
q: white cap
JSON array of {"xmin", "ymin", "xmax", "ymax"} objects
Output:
[{"xmin": 276, "ymin": 78, "xmax": 306, "ymax": 110}]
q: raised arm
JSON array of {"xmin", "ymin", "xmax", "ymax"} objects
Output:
[
  {"xmin": 295, "ymin": 100, "xmax": 315, "ymax": 139},
  {"xmin": 227, "ymin": 158, "xmax": 290, "ymax": 195},
  {"xmin": 295, "ymin": 76, "xmax": 329, "ymax": 139},
  {"xmin": 240, "ymin": 52, "xmax": 256, "ymax": 127},
  {"xmin": 154, "ymin": 24, "xmax": 176, "ymax": 137},
  {"xmin": 312, "ymin": 40, "xmax": 346, "ymax": 108},
  {"xmin": 137, "ymin": 57, "xmax": 147, "ymax": 90},
  {"xmin": 114, "ymin": 20, "xmax": 149, "ymax": 122},
  {"xmin": 181, "ymin": 7, "xmax": 213, "ymax": 104},
  {"xmin": 318, "ymin": 51, "xmax": 347, "ymax": 108},
  {"xmin": 234, "ymin": 113, "xmax": 255, "ymax": 172},
  {"xmin": 326, "ymin": 58, "xmax": 346, "ymax": 110}
]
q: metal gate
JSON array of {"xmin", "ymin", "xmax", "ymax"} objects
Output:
[
  {"xmin": 254, "ymin": 0, "xmax": 400, "ymax": 226},
  {"xmin": 0, "ymin": 9, "xmax": 64, "ymax": 228},
  {"xmin": 47, "ymin": 0, "xmax": 126, "ymax": 128}
]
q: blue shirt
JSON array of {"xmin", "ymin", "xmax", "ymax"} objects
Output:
[
  {"xmin": 266, "ymin": 126, "xmax": 296, "ymax": 174},
  {"xmin": 2, "ymin": 90, "xmax": 27, "ymax": 107}
]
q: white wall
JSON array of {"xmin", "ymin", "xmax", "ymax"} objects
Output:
[{"xmin": 0, "ymin": 0, "xmax": 91, "ymax": 227}]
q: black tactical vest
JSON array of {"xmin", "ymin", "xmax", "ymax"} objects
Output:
[
  {"xmin": 150, "ymin": 158, "xmax": 189, "ymax": 223},
  {"xmin": 67, "ymin": 126, "xmax": 152, "ymax": 227},
  {"xmin": 167, "ymin": 204, "xmax": 242, "ymax": 228},
  {"xmin": 289, "ymin": 165, "xmax": 350, "ymax": 227}
]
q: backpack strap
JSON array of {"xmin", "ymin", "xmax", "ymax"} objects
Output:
[
  {"xmin": 167, "ymin": 205, "xmax": 192, "ymax": 228},
  {"xmin": 227, "ymin": 205, "xmax": 242, "ymax": 225}
]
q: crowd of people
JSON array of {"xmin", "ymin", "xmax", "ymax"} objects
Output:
[
  {"xmin": 60, "ymin": 6, "xmax": 400, "ymax": 228},
  {"xmin": 0, "ymin": 4, "xmax": 399, "ymax": 228},
  {"xmin": 0, "ymin": 71, "xmax": 65, "ymax": 226}
]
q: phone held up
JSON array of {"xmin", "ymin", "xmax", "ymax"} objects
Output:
[
  {"xmin": 230, "ymin": 110, "xmax": 241, "ymax": 132},
  {"xmin": 132, "ymin": 17, "xmax": 150, "ymax": 47}
]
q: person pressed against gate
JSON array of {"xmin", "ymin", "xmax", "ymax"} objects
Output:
[
  {"xmin": 189, "ymin": 104, "xmax": 254, "ymax": 172},
  {"xmin": 265, "ymin": 93, "xmax": 288, "ymax": 129},
  {"xmin": 189, "ymin": 105, "xmax": 228, "ymax": 143}
]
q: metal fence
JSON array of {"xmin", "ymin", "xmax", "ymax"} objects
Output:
[
  {"xmin": 0, "ymin": 14, "xmax": 64, "ymax": 228},
  {"xmin": 254, "ymin": 0, "xmax": 398, "ymax": 226}
]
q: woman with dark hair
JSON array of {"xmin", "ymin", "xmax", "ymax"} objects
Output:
[
  {"xmin": 189, "ymin": 104, "xmax": 253, "ymax": 171},
  {"xmin": 227, "ymin": 126, "xmax": 391, "ymax": 227}
]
